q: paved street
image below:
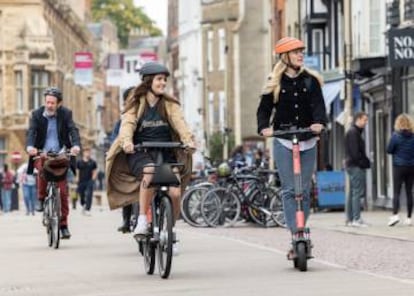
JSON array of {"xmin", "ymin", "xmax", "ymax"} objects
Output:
[{"xmin": 0, "ymin": 201, "xmax": 413, "ymax": 296}]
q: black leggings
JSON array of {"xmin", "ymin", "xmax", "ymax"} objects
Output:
[{"xmin": 392, "ymin": 165, "xmax": 414, "ymax": 218}]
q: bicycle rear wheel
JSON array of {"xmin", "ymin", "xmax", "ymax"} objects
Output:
[
  {"xmin": 157, "ymin": 195, "xmax": 173, "ymax": 279},
  {"xmin": 143, "ymin": 237, "xmax": 155, "ymax": 275}
]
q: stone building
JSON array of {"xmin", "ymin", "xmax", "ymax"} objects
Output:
[{"xmin": 0, "ymin": 0, "xmax": 97, "ymax": 168}]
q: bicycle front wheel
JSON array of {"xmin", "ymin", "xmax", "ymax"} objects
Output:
[
  {"xmin": 157, "ymin": 195, "xmax": 174, "ymax": 279},
  {"xmin": 51, "ymin": 188, "xmax": 61, "ymax": 249}
]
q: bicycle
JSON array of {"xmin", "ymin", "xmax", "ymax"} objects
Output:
[
  {"xmin": 134, "ymin": 141, "xmax": 187, "ymax": 279},
  {"xmin": 35, "ymin": 150, "xmax": 71, "ymax": 249},
  {"xmin": 273, "ymin": 128, "xmax": 318, "ymax": 271}
]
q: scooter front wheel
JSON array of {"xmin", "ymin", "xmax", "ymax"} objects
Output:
[{"xmin": 295, "ymin": 242, "xmax": 307, "ymax": 272}]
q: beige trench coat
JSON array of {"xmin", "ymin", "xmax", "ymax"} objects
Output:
[{"xmin": 105, "ymin": 96, "xmax": 193, "ymax": 210}]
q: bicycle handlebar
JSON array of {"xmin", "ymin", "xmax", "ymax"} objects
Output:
[
  {"xmin": 134, "ymin": 141, "xmax": 188, "ymax": 151},
  {"xmin": 273, "ymin": 127, "xmax": 314, "ymax": 137}
]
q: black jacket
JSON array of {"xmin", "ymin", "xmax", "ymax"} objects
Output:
[
  {"xmin": 256, "ymin": 71, "xmax": 327, "ymax": 141},
  {"xmin": 26, "ymin": 106, "xmax": 81, "ymax": 174},
  {"xmin": 345, "ymin": 124, "xmax": 370, "ymax": 169}
]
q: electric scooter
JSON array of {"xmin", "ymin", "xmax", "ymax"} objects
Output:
[{"xmin": 273, "ymin": 127, "xmax": 316, "ymax": 271}]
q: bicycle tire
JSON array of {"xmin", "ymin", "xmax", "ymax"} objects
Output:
[
  {"xmin": 247, "ymin": 190, "xmax": 270, "ymax": 227},
  {"xmin": 52, "ymin": 188, "xmax": 61, "ymax": 249},
  {"xmin": 268, "ymin": 188, "xmax": 286, "ymax": 228},
  {"xmin": 157, "ymin": 195, "xmax": 173, "ymax": 279},
  {"xmin": 45, "ymin": 198, "xmax": 53, "ymax": 247},
  {"xmin": 143, "ymin": 237, "xmax": 156, "ymax": 275},
  {"xmin": 201, "ymin": 187, "xmax": 241, "ymax": 227},
  {"xmin": 180, "ymin": 185, "xmax": 211, "ymax": 227}
]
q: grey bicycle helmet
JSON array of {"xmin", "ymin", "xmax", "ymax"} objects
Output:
[
  {"xmin": 43, "ymin": 87, "xmax": 63, "ymax": 101},
  {"xmin": 139, "ymin": 62, "xmax": 170, "ymax": 78}
]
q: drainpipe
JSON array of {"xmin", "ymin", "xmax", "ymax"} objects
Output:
[
  {"xmin": 231, "ymin": 0, "xmax": 246, "ymax": 147},
  {"xmin": 344, "ymin": 0, "xmax": 353, "ymax": 129}
]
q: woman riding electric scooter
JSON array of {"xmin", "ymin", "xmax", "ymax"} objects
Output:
[{"xmin": 257, "ymin": 37, "xmax": 327, "ymax": 270}]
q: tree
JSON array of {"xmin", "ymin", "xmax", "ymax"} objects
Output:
[{"xmin": 92, "ymin": 0, "xmax": 162, "ymax": 48}]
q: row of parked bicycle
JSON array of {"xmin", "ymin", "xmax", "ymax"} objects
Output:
[{"xmin": 180, "ymin": 162, "xmax": 287, "ymax": 228}]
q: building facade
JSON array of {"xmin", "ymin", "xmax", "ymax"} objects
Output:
[{"xmin": 0, "ymin": 0, "xmax": 98, "ymax": 169}]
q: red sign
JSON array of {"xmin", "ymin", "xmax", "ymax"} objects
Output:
[
  {"xmin": 11, "ymin": 151, "xmax": 22, "ymax": 163},
  {"xmin": 75, "ymin": 52, "xmax": 93, "ymax": 68}
]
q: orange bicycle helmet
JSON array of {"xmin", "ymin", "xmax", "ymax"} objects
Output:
[{"xmin": 274, "ymin": 37, "xmax": 305, "ymax": 54}]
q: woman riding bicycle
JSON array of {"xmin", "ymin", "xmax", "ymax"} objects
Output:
[
  {"xmin": 105, "ymin": 62, "xmax": 195, "ymax": 251},
  {"xmin": 256, "ymin": 37, "xmax": 327, "ymax": 258}
]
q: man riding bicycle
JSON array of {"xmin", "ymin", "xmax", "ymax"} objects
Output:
[{"xmin": 26, "ymin": 87, "xmax": 81, "ymax": 239}]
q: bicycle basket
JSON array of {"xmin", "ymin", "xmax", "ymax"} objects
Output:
[{"xmin": 42, "ymin": 155, "xmax": 70, "ymax": 182}]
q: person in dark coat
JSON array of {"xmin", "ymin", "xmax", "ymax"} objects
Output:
[
  {"xmin": 26, "ymin": 87, "xmax": 81, "ymax": 239},
  {"xmin": 386, "ymin": 113, "xmax": 414, "ymax": 226},
  {"xmin": 344, "ymin": 111, "xmax": 370, "ymax": 227}
]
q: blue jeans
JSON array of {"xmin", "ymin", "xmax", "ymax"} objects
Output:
[
  {"xmin": 345, "ymin": 167, "xmax": 366, "ymax": 222},
  {"xmin": 273, "ymin": 139, "xmax": 316, "ymax": 233},
  {"xmin": 23, "ymin": 184, "xmax": 37, "ymax": 214},
  {"xmin": 1, "ymin": 189, "xmax": 12, "ymax": 212},
  {"xmin": 77, "ymin": 180, "xmax": 95, "ymax": 211}
]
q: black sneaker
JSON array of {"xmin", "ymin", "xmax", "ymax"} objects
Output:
[
  {"xmin": 60, "ymin": 226, "xmax": 71, "ymax": 239},
  {"xmin": 35, "ymin": 200, "xmax": 44, "ymax": 212},
  {"xmin": 117, "ymin": 224, "xmax": 131, "ymax": 233}
]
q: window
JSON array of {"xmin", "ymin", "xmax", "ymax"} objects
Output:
[
  {"xmin": 218, "ymin": 28, "xmax": 226, "ymax": 70},
  {"xmin": 207, "ymin": 30, "xmax": 214, "ymax": 72},
  {"xmin": 312, "ymin": 29, "xmax": 323, "ymax": 69},
  {"xmin": 219, "ymin": 91, "xmax": 226, "ymax": 130},
  {"xmin": 15, "ymin": 71, "xmax": 23, "ymax": 113},
  {"xmin": 31, "ymin": 70, "xmax": 50, "ymax": 110},
  {"xmin": 0, "ymin": 137, "xmax": 5, "ymax": 169},
  {"xmin": 369, "ymin": 0, "xmax": 381, "ymax": 54},
  {"xmin": 208, "ymin": 92, "xmax": 214, "ymax": 133}
]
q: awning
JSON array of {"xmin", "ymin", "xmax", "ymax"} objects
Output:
[{"xmin": 322, "ymin": 79, "xmax": 343, "ymax": 113}]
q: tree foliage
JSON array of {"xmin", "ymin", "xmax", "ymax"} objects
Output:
[{"xmin": 92, "ymin": 0, "xmax": 162, "ymax": 48}]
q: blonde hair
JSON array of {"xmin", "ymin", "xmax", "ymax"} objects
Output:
[
  {"xmin": 394, "ymin": 113, "xmax": 414, "ymax": 132},
  {"xmin": 262, "ymin": 53, "xmax": 324, "ymax": 103}
]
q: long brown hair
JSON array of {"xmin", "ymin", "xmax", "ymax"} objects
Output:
[{"xmin": 123, "ymin": 75, "xmax": 180, "ymax": 121}]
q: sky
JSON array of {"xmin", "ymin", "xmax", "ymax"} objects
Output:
[{"xmin": 133, "ymin": 0, "xmax": 168, "ymax": 35}]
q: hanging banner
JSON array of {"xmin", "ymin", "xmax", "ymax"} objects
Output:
[
  {"xmin": 106, "ymin": 53, "xmax": 124, "ymax": 86},
  {"xmin": 388, "ymin": 28, "xmax": 414, "ymax": 67},
  {"xmin": 74, "ymin": 52, "xmax": 93, "ymax": 86}
]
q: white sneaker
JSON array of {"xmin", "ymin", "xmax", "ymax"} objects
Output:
[
  {"xmin": 133, "ymin": 219, "xmax": 148, "ymax": 237},
  {"xmin": 403, "ymin": 218, "xmax": 412, "ymax": 226},
  {"xmin": 388, "ymin": 215, "xmax": 400, "ymax": 227},
  {"xmin": 351, "ymin": 220, "xmax": 368, "ymax": 227}
]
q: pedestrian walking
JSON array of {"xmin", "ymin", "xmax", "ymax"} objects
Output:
[
  {"xmin": 386, "ymin": 113, "xmax": 414, "ymax": 226},
  {"xmin": 1, "ymin": 164, "xmax": 14, "ymax": 213},
  {"xmin": 76, "ymin": 148, "xmax": 97, "ymax": 216},
  {"xmin": 344, "ymin": 111, "xmax": 370, "ymax": 227},
  {"xmin": 256, "ymin": 36, "xmax": 326, "ymax": 258},
  {"xmin": 17, "ymin": 163, "xmax": 37, "ymax": 215}
]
